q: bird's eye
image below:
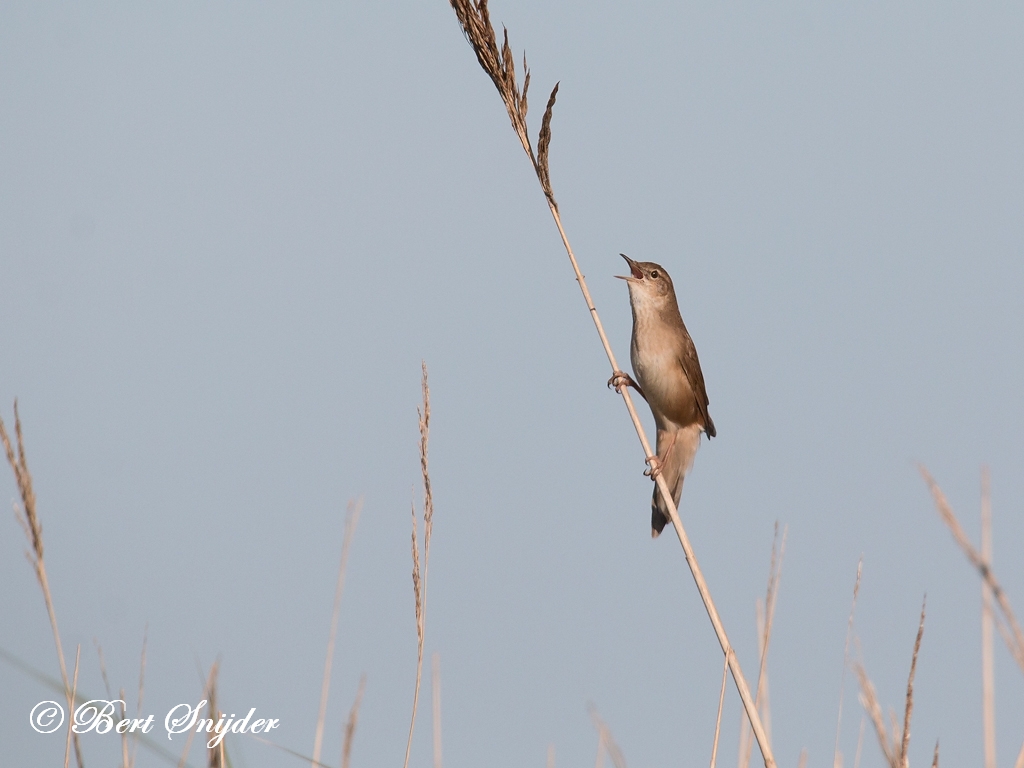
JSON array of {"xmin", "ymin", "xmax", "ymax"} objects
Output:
[{"xmin": 650, "ymin": 270, "xmax": 659, "ymax": 279}]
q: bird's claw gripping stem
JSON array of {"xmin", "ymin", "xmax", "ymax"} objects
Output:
[
  {"xmin": 644, "ymin": 455, "xmax": 663, "ymax": 480},
  {"xmin": 607, "ymin": 370, "xmax": 647, "ymax": 401}
]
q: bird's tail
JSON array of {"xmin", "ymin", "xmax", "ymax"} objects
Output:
[
  {"xmin": 650, "ymin": 425, "xmax": 702, "ymax": 538},
  {"xmin": 650, "ymin": 480, "xmax": 682, "ymax": 537}
]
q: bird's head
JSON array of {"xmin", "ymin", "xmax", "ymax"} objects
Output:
[{"xmin": 616, "ymin": 254, "xmax": 676, "ymax": 309}]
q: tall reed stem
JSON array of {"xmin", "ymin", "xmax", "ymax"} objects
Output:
[{"xmin": 445, "ymin": 3, "xmax": 776, "ymax": 764}]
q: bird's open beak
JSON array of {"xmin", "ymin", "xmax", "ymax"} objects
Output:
[{"xmin": 616, "ymin": 253, "xmax": 643, "ymax": 281}]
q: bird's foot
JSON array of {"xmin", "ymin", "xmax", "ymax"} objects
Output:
[
  {"xmin": 644, "ymin": 455, "xmax": 663, "ymax": 480},
  {"xmin": 608, "ymin": 370, "xmax": 644, "ymax": 399},
  {"xmin": 607, "ymin": 370, "xmax": 632, "ymax": 392}
]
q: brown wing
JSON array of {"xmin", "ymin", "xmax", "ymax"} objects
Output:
[{"xmin": 677, "ymin": 327, "xmax": 716, "ymax": 438}]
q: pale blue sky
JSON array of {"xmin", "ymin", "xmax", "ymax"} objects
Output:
[{"xmin": 2, "ymin": 2, "xmax": 1023, "ymax": 767}]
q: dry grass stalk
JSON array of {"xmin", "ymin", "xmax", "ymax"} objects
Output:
[
  {"xmin": 889, "ymin": 709, "xmax": 900, "ymax": 755},
  {"xmin": 743, "ymin": 599, "xmax": 773, "ymax": 764},
  {"xmin": 107, "ymin": 639, "xmax": 147, "ymax": 768},
  {"xmin": 64, "ymin": 645, "xmax": 80, "ymax": 768},
  {"xmin": 403, "ymin": 363, "xmax": 434, "ymax": 768},
  {"xmin": 995, "ymin": 616, "xmax": 1018, "ymax": 664},
  {"xmin": 206, "ymin": 671, "xmax": 224, "ymax": 768},
  {"xmin": 739, "ymin": 526, "xmax": 786, "ymax": 768},
  {"xmin": 854, "ymin": 662, "xmax": 897, "ymax": 768},
  {"xmin": 920, "ymin": 466, "xmax": 1024, "ymax": 671},
  {"xmin": 444, "ymin": 6, "xmax": 776, "ymax": 765},
  {"xmin": 1, "ymin": 404, "xmax": 84, "ymax": 768},
  {"xmin": 589, "ymin": 707, "xmax": 627, "ymax": 768},
  {"xmin": 547, "ymin": 744, "xmax": 556, "ymax": 768},
  {"xmin": 899, "ymin": 599, "xmax": 926, "ymax": 767},
  {"xmin": 854, "ymin": 598, "xmax": 926, "ymax": 768},
  {"xmin": 96, "ymin": 639, "xmax": 113, "ymax": 698},
  {"xmin": 834, "ymin": 560, "xmax": 864, "ymax": 768},
  {"xmin": 250, "ymin": 736, "xmax": 330, "ymax": 767},
  {"xmin": 739, "ymin": 601, "xmax": 775, "ymax": 768},
  {"xmin": 432, "ymin": 652, "xmax": 443, "ymax": 768},
  {"xmin": 737, "ymin": 704, "xmax": 751, "ymax": 767},
  {"xmin": 119, "ymin": 686, "xmax": 131, "ymax": 768},
  {"xmin": 341, "ymin": 675, "xmax": 366, "ymax": 768},
  {"xmin": 797, "ymin": 750, "xmax": 807, "ymax": 768},
  {"xmin": 853, "ymin": 714, "xmax": 865, "ymax": 768},
  {"xmin": 132, "ymin": 625, "xmax": 148, "ymax": 768},
  {"xmin": 1014, "ymin": 740, "xmax": 1024, "ymax": 768},
  {"xmin": 754, "ymin": 603, "xmax": 771, "ymax": 729},
  {"xmin": 980, "ymin": 467, "xmax": 996, "ymax": 768},
  {"xmin": 93, "ymin": 639, "xmax": 145, "ymax": 768},
  {"xmin": 312, "ymin": 497, "xmax": 363, "ymax": 768},
  {"xmin": 931, "ymin": 740, "xmax": 939, "ymax": 768},
  {"xmin": 96, "ymin": 639, "xmax": 135, "ymax": 767},
  {"xmin": 710, "ymin": 651, "xmax": 730, "ymax": 768},
  {"xmin": 177, "ymin": 662, "xmax": 219, "ymax": 768}
]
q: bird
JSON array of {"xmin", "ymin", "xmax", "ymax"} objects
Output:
[{"xmin": 609, "ymin": 253, "xmax": 715, "ymax": 537}]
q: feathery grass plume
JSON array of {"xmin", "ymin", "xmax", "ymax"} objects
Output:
[
  {"xmin": 920, "ymin": 466, "xmax": 1024, "ymax": 672},
  {"xmin": 710, "ymin": 651, "xmax": 730, "ymax": 768},
  {"xmin": 931, "ymin": 740, "xmax": 939, "ymax": 768},
  {"xmin": 403, "ymin": 363, "xmax": 434, "ymax": 768},
  {"xmin": 589, "ymin": 707, "xmax": 627, "ymax": 768},
  {"xmin": 432, "ymin": 652, "xmax": 443, "ymax": 768},
  {"xmin": 797, "ymin": 750, "xmax": 807, "ymax": 768},
  {"xmin": 834, "ymin": 560, "xmax": 864, "ymax": 768},
  {"xmin": 980, "ymin": 468, "xmax": 996, "ymax": 768},
  {"xmin": 1014, "ymin": 740, "xmax": 1024, "ymax": 768},
  {"xmin": 899, "ymin": 599, "xmax": 926, "ymax": 767},
  {"xmin": 444, "ymin": 6, "xmax": 777, "ymax": 764},
  {"xmin": 419, "ymin": 362, "xmax": 434, "ymax": 571},
  {"xmin": 313, "ymin": 498, "xmax": 363, "ymax": 768},
  {"xmin": 64, "ymin": 645, "xmax": 80, "ymax": 768},
  {"xmin": 447, "ymin": 0, "xmax": 559, "ymax": 208},
  {"xmin": 341, "ymin": 675, "xmax": 366, "ymax": 768},
  {"xmin": 547, "ymin": 744, "xmax": 556, "ymax": 768},
  {"xmin": 535, "ymin": 83, "xmax": 560, "ymax": 210},
  {"xmin": 0, "ymin": 403, "xmax": 84, "ymax": 768},
  {"xmin": 854, "ymin": 598, "xmax": 927, "ymax": 768}
]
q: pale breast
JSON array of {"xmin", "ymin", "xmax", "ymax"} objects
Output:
[{"xmin": 631, "ymin": 329, "xmax": 699, "ymax": 430}]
